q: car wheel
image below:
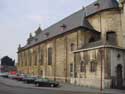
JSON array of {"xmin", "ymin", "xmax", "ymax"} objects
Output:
[{"xmin": 50, "ymin": 84, "xmax": 54, "ymax": 87}]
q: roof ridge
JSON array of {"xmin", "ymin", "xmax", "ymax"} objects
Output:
[
  {"xmin": 43, "ymin": 9, "xmax": 84, "ymax": 32},
  {"xmin": 19, "ymin": 0, "xmax": 119, "ymax": 51}
]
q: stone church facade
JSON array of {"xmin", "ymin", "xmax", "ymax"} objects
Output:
[{"xmin": 17, "ymin": 0, "xmax": 125, "ymax": 88}]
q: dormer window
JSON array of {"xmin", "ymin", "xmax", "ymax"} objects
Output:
[
  {"xmin": 61, "ymin": 24, "xmax": 66, "ymax": 28},
  {"xmin": 94, "ymin": 2, "xmax": 99, "ymax": 6},
  {"xmin": 45, "ymin": 32, "xmax": 49, "ymax": 37},
  {"xmin": 60, "ymin": 24, "xmax": 67, "ymax": 31},
  {"xmin": 94, "ymin": 1, "xmax": 100, "ymax": 9},
  {"xmin": 35, "ymin": 38, "xmax": 38, "ymax": 41}
]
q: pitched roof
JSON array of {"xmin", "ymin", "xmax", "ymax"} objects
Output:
[
  {"xmin": 19, "ymin": 0, "xmax": 119, "ymax": 51},
  {"xmin": 85, "ymin": 0, "xmax": 118, "ymax": 16}
]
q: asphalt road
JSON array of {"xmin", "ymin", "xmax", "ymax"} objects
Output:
[{"xmin": 0, "ymin": 83, "xmax": 97, "ymax": 94}]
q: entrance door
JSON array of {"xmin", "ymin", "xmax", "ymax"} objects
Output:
[{"xmin": 116, "ymin": 64, "xmax": 123, "ymax": 89}]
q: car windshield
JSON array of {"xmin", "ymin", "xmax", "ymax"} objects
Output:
[
  {"xmin": 36, "ymin": 78, "xmax": 48, "ymax": 81},
  {"xmin": 36, "ymin": 78, "xmax": 56, "ymax": 83}
]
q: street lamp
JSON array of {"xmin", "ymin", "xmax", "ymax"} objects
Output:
[{"xmin": 99, "ymin": 48, "xmax": 105, "ymax": 94}]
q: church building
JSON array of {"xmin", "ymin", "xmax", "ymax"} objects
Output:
[{"xmin": 17, "ymin": 0, "xmax": 125, "ymax": 88}]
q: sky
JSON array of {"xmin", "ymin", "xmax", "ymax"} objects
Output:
[{"xmin": 0, "ymin": 0, "xmax": 96, "ymax": 62}]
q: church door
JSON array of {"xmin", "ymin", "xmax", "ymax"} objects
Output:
[{"xmin": 116, "ymin": 64, "xmax": 123, "ymax": 89}]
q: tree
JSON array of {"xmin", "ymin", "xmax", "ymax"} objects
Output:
[{"xmin": 1, "ymin": 56, "xmax": 15, "ymax": 66}]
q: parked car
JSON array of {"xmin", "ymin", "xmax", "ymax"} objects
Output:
[
  {"xmin": 8, "ymin": 74, "xmax": 17, "ymax": 79},
  {"xmin": 13, "ymin": 74, "xmax": 26, "ymax": 81},
  {"xmin": 34, "ymin": 78, "xmax": 59, "ymax": 87},
  {"xmin": 23, "ymin": 75, "xmax": 38, "ymax": 84},
  {"xmin": 8, "ymin": 71, "xmax": 17, "ymax": 79},
  {"xmin": 0, "ymin": 72, "xmax": 8, "ymax": 78}
]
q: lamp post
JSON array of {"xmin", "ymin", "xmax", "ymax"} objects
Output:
[{"xmin": 99, "ymin": 48, "xmax": 104, "ymax": 94}]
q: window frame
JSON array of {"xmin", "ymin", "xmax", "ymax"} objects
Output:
[
  {"xmin": 80, "ymin": 61, "xmax": 86, "ymax": 72},
  {"xmin": 48, "ymin": 47, "xmax": 53, "ymax": 65},
  {"xmin": 90, "ymin": 60, "xmax": 97, "ymax": 72}
]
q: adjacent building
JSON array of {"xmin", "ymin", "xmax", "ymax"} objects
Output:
[
  {"xmin": 1, "ymin": 56, "xmax": 16, "ymax": 72},
  {"xmin": 17, "ymin": 0, "xmax": 125, "ymax": 89}
]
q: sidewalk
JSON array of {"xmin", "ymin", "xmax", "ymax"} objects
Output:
[{"xmin": 0, "ymin": 77, "xmax": 125, "ymax": 94}]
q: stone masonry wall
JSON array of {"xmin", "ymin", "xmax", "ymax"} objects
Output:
[{"xmin": 87, "ymin": 9, "xmax": 123, "ymax": 47}]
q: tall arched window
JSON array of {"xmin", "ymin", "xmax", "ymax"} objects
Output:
[
  {"xmin": 70, "ymin": 63, "xmax": 73, "ymax": 72},
  {"xmin": 48, "ymin": 47, "xmax": 53, "ymax": 65},
  {"xmin": 80, "ymin": 61, "xmax": 86, "ymax": 72},
  {"xmin": 71, "ymin": 43, "xmax": 75, "ymax": 51},
  {"xmin": 34, "ymin": 50, "xmax": 37, "ymax": 66},
  {"xmin": 90, "ymin": 60, "xmax": 97, "ymax": 72},
  {"xmin": 40, "ymin": 48, "xmax": 44, "ymax": 65}
]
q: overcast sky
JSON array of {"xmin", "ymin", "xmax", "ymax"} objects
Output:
[{"xmin": 0, "ymin": 0, "xmax": 96, "ymax": 61}]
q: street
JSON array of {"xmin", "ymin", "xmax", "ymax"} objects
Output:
[
  {"xmin": 0, "ymin": 82, "xmax": 94, "ymax": 94},
  {"xmin": 0, "ymin": 77, "xmax": 125, "ymax": 94},
  {"xmin": 0, "ymin": 82, "xmax": 95, "ymax": 94}
]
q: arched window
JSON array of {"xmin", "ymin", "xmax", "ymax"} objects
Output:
[
  {"xmin": 40, "ymin": 48, "xmax": 44, "ymax": 65},
  {"xmin": 48, "ymin": 47, "xmax": 53, "ymax": 65},
  {"xmin": 34, "ymin": 50, "xmax": 37, "ymax": 66},
  {"xmin": 90, "ymin": 60, "xmax": 97, "ymax": 72},
  {"xmin": 70, "ymin": 63, "xmax": 73, "ymax": 72},
  {"xmin": 80, "ymin": 61, "xmax": 86, "ymax": 72}
]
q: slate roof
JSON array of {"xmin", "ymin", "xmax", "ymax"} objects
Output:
[
  {"xmin": 19, "ymin": 0, "xmax": 119, "ymax": 51},
  {"xmin": 85, "ymin": 0, "xmax": 118, "ymax": 16},
  {"xmin": 80, "ymin": 40, "xmax": 116, "ymax": 50}
]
